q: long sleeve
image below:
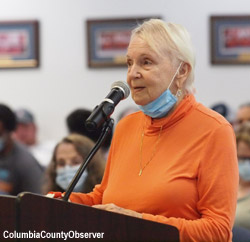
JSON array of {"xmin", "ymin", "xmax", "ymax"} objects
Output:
[
  {"xmin": 69, "ymin": 184, "xmax": 103, "ymax": 205},
  {"xmin": 142, "ymin": 124, "xmax": 239, "ymax": 242},
  {"xmin": 69, "ymin": 95, "xmax": 239, "ymax": 242}
]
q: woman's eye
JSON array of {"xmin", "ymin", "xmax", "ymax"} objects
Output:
[
  {"xmin": 72, "ymin": 160, "xmax": 81, "ymax": 165},
  {"xmin": 56, "ymin": 160, "xmax": 65, "ymax": 167},
  {"xmin": 71, "ymin": 157, "xmax": 83, "ymax": 166},
  {"xmin": 143, "ymin": 59, "xmax": 152, "ymax": 65},
  {"xmin": 126, "ymin": 60, "xmax": 132, "ymax": 67}
]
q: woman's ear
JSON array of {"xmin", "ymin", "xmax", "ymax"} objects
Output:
[{"xmin": 176, "ymin": 63, "xmax": 191, "ymax": 89}]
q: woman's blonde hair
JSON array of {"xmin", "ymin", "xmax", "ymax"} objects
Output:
[{"xmin": 131, "ymin": 19, "xmax": 196, "ymax": 94}]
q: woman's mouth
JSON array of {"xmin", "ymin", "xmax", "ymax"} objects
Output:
[{"xmin": 133, "ymin": 87, "xmax": 145, "ymax": 93}]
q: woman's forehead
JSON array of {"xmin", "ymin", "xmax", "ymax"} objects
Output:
[{"xmin": 127, "ymin": 36, "xmax": 162, "ymax": 59}]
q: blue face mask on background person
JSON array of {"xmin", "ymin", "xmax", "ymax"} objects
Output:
[
  {"xmin": 139, "ymin": 62, "xmax": 183, "ymax": 118},
  {"xmin": 238, "ymin": 158, "xmax": 250, "ymax": 182},
  {"xmin": 56, "ymin": 164, "xmax": 88, "ymax": 192}
]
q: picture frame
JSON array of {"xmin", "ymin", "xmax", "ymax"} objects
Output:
[
  {"xmin": 210, "ymin": 15, "xmax": 250, "ymax": 65},
  {"xmin": 0, "ymin": 20, "xmax": 39, "ymax": 69},
  {"xmin": 86, "ymin": 17, "xmax": 161, "ymax": 68}
]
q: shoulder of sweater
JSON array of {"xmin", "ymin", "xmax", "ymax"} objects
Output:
[{"xmin": 194, "ymin": 102, "xmax": 232, "ymax": 127}]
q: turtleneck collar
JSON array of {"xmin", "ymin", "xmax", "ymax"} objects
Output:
[{"xmin": 143, "ymin": 95, "xmax": 197, "ymax": 136}]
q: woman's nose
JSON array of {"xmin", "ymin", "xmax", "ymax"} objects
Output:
[{"xmin": 128, "ymin": 64, "xmax": 142, "ymax": 79}]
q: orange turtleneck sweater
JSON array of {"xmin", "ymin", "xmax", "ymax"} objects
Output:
[{"xmin": 70, "ymin": 95, "xmax": 238, "ymax": 242}]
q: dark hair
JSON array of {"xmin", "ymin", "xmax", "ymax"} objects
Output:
[
  {"xmin": 211, "ymin": 103, "xmax": 228, "ymax": 119},
  {"xmin": 66, "ymin": 108, "xmax": 113, "ymax": 150},
  {"xmin": 0, "ymin": 104, "xmax": 17, "ymax": 131}
]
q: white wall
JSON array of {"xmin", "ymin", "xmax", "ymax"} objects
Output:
[{"xmin": 1, "ymin": 0, "xmax": 250, "ymax": 142}]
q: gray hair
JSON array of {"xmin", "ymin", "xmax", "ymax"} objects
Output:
[{"xmin": 131, "ymin": 19, "xmax": 195, "ymax": 94}]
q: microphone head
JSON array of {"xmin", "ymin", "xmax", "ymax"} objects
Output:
[{"xmin": 111, "ymin": 81, "xmax": 130, "ymax": 99}]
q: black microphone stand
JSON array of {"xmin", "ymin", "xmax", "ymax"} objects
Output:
[{"xmin": 63, "ymin": 118, "xmax": 114, "ymax": 202}]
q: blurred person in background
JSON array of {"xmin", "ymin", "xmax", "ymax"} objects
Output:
[
  {"xmin": 13, "ymin": 108, "xmax": 56, "ymax": 167},
  {"xmin": 0, "ymin": 104, "xmax": 43, "ymax": 195},
  {"xmin": 43, "ymin": 134, "xmax": 105, "ymax": 194},
  {"xmin": 234, "ymin": 121, "xmax": 250, "ymax": 230},
  {"xmin": 210, "ymin": 102, "xmax": 233, "ymax": 125},
  {"xmin": 66, "ymin": 108, "xmax": 113, "ymax": 159},
  {"xmin": 234, "ymin": 102, "xmax": 250, "ymax": 131}
]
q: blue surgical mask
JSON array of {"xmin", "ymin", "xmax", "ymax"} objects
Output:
[
  {"xmin": 139, "ymin": 62, "xmax": 183, "ymax": 118},
  {"xmin": 238, "ymin": 158, "xmax": 250, "ymax": 182},
  {"xmin": 56, "ymin": 164, "xmax": 88, "ymax": 192}
]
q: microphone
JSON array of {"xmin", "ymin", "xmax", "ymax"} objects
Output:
[{"xmin": 85, "ymin": 81, "xmax": 130, "ymax": 130}]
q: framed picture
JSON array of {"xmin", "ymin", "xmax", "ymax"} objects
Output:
[
  {"xmin": 0, "ymin": 20, "xmax": 39, "ymax": 69},
  {"xmin": 210, "ymin": 15, "xmax": 250, "ymax": 64},
  {"xmin": 86, "ymin": 17, "xmax": 161, "ymax": 68}
]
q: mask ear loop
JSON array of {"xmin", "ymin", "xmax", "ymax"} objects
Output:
[
  {"xmin": 167, "ymin": 61, "xmax": 183, "ymax": 97},
  {"xmin": 167, "ymin": 61, "xmax": 183, "ymax": 90}
]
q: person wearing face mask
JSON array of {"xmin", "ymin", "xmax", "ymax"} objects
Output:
[
  {"xmin": 48, "ymin": 19, "xmax": 238, "ymax": 242},
  {"xmin": 234, "ymin": 121, "xmax": 250, "ymax": 230},
  {"xmin": 0, "ymin": 103, "xmax": 44, "ymax": 195},
  {"xmin": 43, "ymin": 134, "xmax": 105, "ymax": 194},
  {"xmin": 233, "ymin": 102, "xmax": 250, "ymax": 131}
]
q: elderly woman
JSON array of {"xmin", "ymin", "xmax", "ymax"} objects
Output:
[
  {"xmin": 49, "ymin": 19, "xmax": 238, "ymax": 241},
  {"xmin": 234, "ymin": 121, "xmax": 250, "ymax": 230},
  {"xmin": 43, "ymin": 134, "xmax": 105, "ymax": 194}
]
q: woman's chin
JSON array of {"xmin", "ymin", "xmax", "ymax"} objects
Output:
[
  {"xmin": 132, "ymin": 95, "xmax": 151, "ymax": 106},
  {"xmin": 133, "ymin": 99, "xmax": 143, "ymax": 106}
]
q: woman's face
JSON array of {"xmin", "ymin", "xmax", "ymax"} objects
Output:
[
  {"xmin": 126, "ymin": 36, "xmax": 177, "ymax": 106},
  {"xmin": 235, "ymin": 106, "xmax": 250, "ymax": 127},
  {"xmin": 55, "ymin": 143, "xmax": 83, "ymax": 169},
  {"xmin": 237, "ymin": 140, "xmax": 250, "ymax": 158}
]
